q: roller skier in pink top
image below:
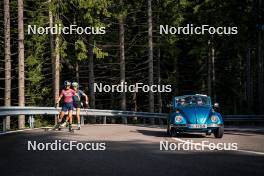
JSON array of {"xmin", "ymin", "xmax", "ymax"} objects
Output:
[{"xmin": 55, "ymin": 80, "xmax": 77, "ymax": 132}]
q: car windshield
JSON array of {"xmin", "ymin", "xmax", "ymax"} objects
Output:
[{"xmin": 175, "ymin": 95, "xmax": 210, "ymax": 106}]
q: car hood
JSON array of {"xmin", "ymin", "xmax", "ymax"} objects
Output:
[{"xmin": 179, "ymin": 105, "xmax": 211, "ymax": 124}]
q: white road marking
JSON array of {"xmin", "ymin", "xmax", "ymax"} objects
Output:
[
  {"xmin": 0, "ymin": 128, "xmax": 41, "ymax": 135},
  {"xmin": 235, "ymin": 149, "xmax": 264, "ymax": 155},
  {"xmin": 171, "ymin": 137, "xmax": 264, "ymax": 155}
]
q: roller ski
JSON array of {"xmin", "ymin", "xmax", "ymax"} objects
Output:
[
  {"xmin": 46, "ymin": 104, "xmax": 62, "ymax": 131},
  {"xmin": 42, "ymin": 123, "xmax": 60, "ymax": 132},
  {"xmin": 58, "ymin": 122, "xmax": 75, "ymax": 132},
  {"xmin": 49, "ymin": 103, "xmax": 62, "ymax": 131},
  {"xmin": 77, "ymin": 124, "xmax": 81, "ymax": 130},
  {"xmin": 68, "ymin": 124, "xmax": 74, "ymax": 133},
  {"xmin": 51, "ymin": 123, "xmax": 62, "ymax": 131}
]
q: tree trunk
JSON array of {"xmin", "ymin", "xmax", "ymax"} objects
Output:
[
  {"xmin": 4, "ymin": 0, "xmax": 11, "ymax": 131},
  {"xmin": 157, "ymin": 8, "xmax": 163, "ymax": 123},
  {"xmin": 133, "ymin": 88, "xmax": 137, "ymax": 122},
  {"xmin": 119, "ymin": 0, "xmax": 127, "ymax": 124},
  {"xmin": 49, "ymin": 0, "xmax": 58, "ymax": 124},
  {"xmin": 54, "ymin": 13, "xmax": 60, "ymax": 112},
  {"xmin": 54, "ymin": 33, "xmax": 60, "ymax": 103},
  {"xmin": 76, "ymin": 62, "xmax": 79, "ymax": 83},
  {"xmin": 74, "ymin": 15, "xmax": 79, "ymax": 84},
  {"xmin": 18, "ymin": 0, "xmax": 25, "ymax": 129},
  {"xmin": 157, "ymin": 47, "xmax": 161, "ymax": 112},
  {"xmin": 257, "ymin": 0, "xmax": 264, "ymax": 114},
  {"xmin": 49, "ymin": 0, "xmax": 55, "ymax": 103},
  {"xmin": 173, "ymin": 59, "xmax": 179, "ymax": 96},
  {"xmin": 157, "ymin": 4, "xmax": 162, "ymax": 115},
  {"xmin": 212, "ymin": 46, "xmax": 216, "ymax": 101},
  {"xmin": 207, "ymin": 40, "xmax": 212, "ymax": 97},
  {"xmin": 246, "ymin": 48, "xmax": 253, "ymax": 112},
  {"xmin": 50, "ymin": 2, "xmax": 60, "ymax": 104},
  {"xmin": 88, "ymin": 36, "xmax": 96, "ymax": 123},
  {"xmin": 157, "ymin": 38, "xmax": 163, "ymax": 125},
  {"xmin": 110, "ymin": 57, "xmax": 116, "ymax": 124},
  {"xmin": 148, "ymin": 0, "xmax": 154, "ymax": 124}
]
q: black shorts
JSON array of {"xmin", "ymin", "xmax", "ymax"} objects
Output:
[
  {"xmin": 73, "ymin": 101, "xmax": 82, "ymax": 108},
  {"xmin": 62, "ymin": 102, "xmax": 74, "ymax": 112}
]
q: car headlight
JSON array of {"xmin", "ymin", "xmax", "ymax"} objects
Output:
[
  {"xmin": 211, "ymin": 115, "xmax": 218, "ymax": 123},
  {"xmin": 175, "ymin": 115, "xmax": 183, "ymax": 123}
]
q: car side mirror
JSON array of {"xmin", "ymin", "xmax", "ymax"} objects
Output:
[{"xmin": 213, "ymin": 103, "xmax": 219, "ymax": 108}]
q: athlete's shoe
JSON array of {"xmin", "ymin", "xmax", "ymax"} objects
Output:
[
  {"xmin": 52, "ymin": 124, "xmax": 60, "ymax": 130},
  {"xmin": 69, "ymin": 124, "xmax": 73, "ymax": 132},
  {"xmin": 60, "ymin": 122, "xmax": 67, "ymax": 127},
  {"xmin": 77, "ymin": 124, "xmax": 81, "ymax": 130}
]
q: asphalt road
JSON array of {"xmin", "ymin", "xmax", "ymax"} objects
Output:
[{"xmin": 0, "ymin": 124, "xmax": 264, "ymax": 176}]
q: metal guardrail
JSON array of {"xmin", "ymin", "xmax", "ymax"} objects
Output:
[
  {"xmin": 0, "ymin": 106, "xmax": 264, "ymax": 121},
  {"xmin": 223, "ymin": 115, "xmax": 264, "ymax": 121},
  {"xmin": 1, "ymin": 106, "xmax": 263, "ymax": 133},
  {"xmin": 0, "ymin": 106, "xmax": 168, "ymax": 119}
]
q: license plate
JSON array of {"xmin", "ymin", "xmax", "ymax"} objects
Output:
[{"xmin": 188, "ymin": 124, "xmax": 207, "ymax": 128}]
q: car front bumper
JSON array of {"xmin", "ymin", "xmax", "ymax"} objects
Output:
[{"xmin": 170, "ymin": 124, "xmax": 223, "ymax": 132}]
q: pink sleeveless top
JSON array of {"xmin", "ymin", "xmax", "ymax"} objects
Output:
[{"xmin": 60, "ymin": 89, "xmax": 75, "ymax": 103}]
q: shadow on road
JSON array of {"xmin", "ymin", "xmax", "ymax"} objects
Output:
[
  {"xmin": 136, "ymin": 129, "xmax": 167, "ymax": 137},
  {"xmin": 136, "ymin": 129, "xmax": 209, "ymax": 138}
]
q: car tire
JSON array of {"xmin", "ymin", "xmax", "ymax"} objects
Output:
[
  {"xmin": 214, "ymin": 126, "xmax": 224, "ymax": 138},
  {"xmin": 167, "ymin": 127, "xmax": 175, "ymax": 137},
  {"xmin": 170, "ymin": 128, "xmax": 180, "ymax": 137},
  {"xmin": 167, "ymin": 128, "xmax": 171, "ymax": 136},
  {"xmin": 167, "ymin": 124, "xmax": 171, "ymax": 136},
  {"xmin": 206, "ymin": 131, "xmax": 211, "ymax": 136}
]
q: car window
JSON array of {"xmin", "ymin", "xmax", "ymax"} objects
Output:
[{"xmin": 175, "ymin": 96, "xmax": 210, "ymax": 106}]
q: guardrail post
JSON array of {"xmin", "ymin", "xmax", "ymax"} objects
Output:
[
  {"xmin": 143, "ymin": 118, "xmax": 146, "ymax": 124},
  {"xmin": 2, "ymin": 117, "xmax": 7, "ymax": 132},
  {"xmin": 103, "ymin": 116, "xmax": 106, "ymax": 124},
  {"xmin": 133, "ymin": 116, "xmax": 137, "ymax": 123},
  {"xmin": 28, "ymin": 115, "xmax": 34, "ymax": 129},
  {"xmin": 81, "ymin": 115, "xmax": 84, "ymax": 125},
  {"xmin": 54, "ymin": 115, "xmax": 57, "ymax": 125},
  {"xmin": 159, "ymin": 118, "xmax": 163, "ymax": 125}
]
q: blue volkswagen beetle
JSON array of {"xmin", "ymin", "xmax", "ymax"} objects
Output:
[{"xmin": 167, "ymin": 94, "xmax": 224, "ymax": 138}]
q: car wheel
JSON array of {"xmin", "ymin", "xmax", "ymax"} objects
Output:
[
  {"xmin": 167, "ymin": 124, "xmax": 171, "ymax": 136},
  {"xmin": 213, "ymin": 126, "xmax": 224, "ymax": 138},
  {"xmin": 167, "ymin": 128, "xmax": 171, "ymax": 136},
  {"xmin": 167, "ymin": 127, "xmax": 175, "ymax": 137},
  {"xmin": 170, "ymin": 128, "xmax": 179, "ymax": 137},
  {"xmin": 206, "ymin": 131, "xmax": 211, "ymax": 136}
]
